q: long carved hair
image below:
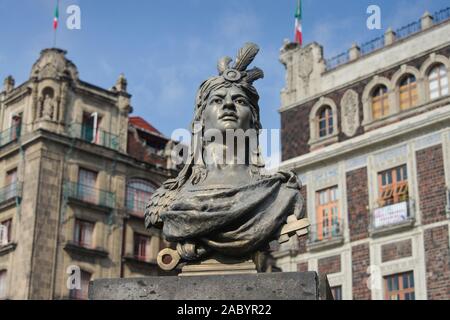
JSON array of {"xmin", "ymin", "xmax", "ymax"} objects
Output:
[{"xmin": 163, "ymin": 43, "xmax": 265, "ymax": 192}]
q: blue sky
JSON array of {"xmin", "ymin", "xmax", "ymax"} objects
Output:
[{"xmin": 0, "ymin": 0, "xmax": 448, "ymax": 138}]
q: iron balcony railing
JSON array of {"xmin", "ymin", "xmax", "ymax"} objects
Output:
[
  {"xmin": 325, "ymin": 7, "xmax": 450, "ymax": 70},
  {"xmin": 308, "ymin": 218, "xmax": 344, "ymax": 244},
  {"xmin": 67, "ymin": 123, "xmax": 119, "ymax": 151},
  {"xmin": 434, "ymin": 7, "xmax": 450, "ymax": 24},
  {"xmin": 360, "ymin": 35, "xmax": 385, "ymax": 56},
  {"xmin": 0, "ymin": 182, "xmax": 22, "ymax": 204},
  {"xmin": 64, "ymin": 181, "xmax": 115, "ymax": 209},
  {"xmin": 395, "ymin": 20, "xmax": 422, "ymax": 40},
  {"xmin": 0, "ymin": 126, "xmax": 21, "ymax": 147},
  {"xmin": 370, "ymin": 199, "xmax": 415, "ymax": 231},
  {"xmin": 325, "ymin": 52, "xmax": 350, "ymax": 70}
]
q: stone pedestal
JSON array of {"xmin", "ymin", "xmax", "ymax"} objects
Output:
[
  {"xmin": 89, "ymin": 272, "xmax": 333, "ymax": 300},
  {"xmin": 180, "ymin": 257, "xmax": 257, "ymax": 276}
]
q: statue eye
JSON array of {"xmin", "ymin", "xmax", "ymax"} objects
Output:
[
  {"xmin": 235, "ymin": 98, "xmax": 247, "ymax": 105},
  {"xmin": 212, "ymin": 98, "xmax": 223, "ymax": 104}
]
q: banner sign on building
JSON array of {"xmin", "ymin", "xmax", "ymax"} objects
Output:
[{"xmin": 373, "ymin": 201, "xmax": 409, "ymax": 228}]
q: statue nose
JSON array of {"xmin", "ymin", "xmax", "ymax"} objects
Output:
[{"xmin": 223, "ymin": 96, "xmax": 235, "ymax": 110}]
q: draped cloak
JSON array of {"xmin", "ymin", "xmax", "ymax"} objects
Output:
[{"xmin": 160, "ymin": 172, "xmax": 303, "ymax": 257}]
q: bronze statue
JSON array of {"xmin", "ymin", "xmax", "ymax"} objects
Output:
[{"xmin": 145, "ymin": 43, "xmax": 309, "ymax": 272}]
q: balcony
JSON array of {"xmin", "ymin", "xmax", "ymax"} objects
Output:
[
  {"xmin": 370, "ymin": 199, "xmax": 415, "ymax": 237},
  {"xmin": 64, "ymin": 181, "xmax": 115, "ymax": 211},
  {"xmin": 0, "ymin": 182, "xmax": 22, "ymax": 209},
  {"xmin": 64, "ymin": 241, "xmax": 108, "ymax": 258},
  {"xmin": 0, "ymin": 126, "xmax": 21, "ymax": 148},
  {"xmin": 307, "ymin": 219, "xmax": 344, "ymax": 251},
  {"xmin": 67, "ymin": 123, "xmax": 119, "ymax": 151}
]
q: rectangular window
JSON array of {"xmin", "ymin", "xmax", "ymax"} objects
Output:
[
  {"xmin": 399, "ymin": 79, "xmax": 418, "ymax": 110},
  {"xmin": 0, "ymin": 219, "xmax": 12, "ymax": 246},
  {"xmin": 5, "ymin": 169, "xmax": 18, "ymax": 201},
  {"xmin": 331, "ymin": 286, "xmax": 342, "ymax": 300},
  {"xmin": 315, "ymin": 186, "xmax": 340, "ymax": 241},
  {"xmin": 10, "ymin": 113, "xmax": 22, "ymax": 141},
  {"xmin": 0, "ymin": 270, "xmax": 7, "ymax": 299},
  {"xmin": 384, "ymin": 271, "xmax": 415, "ymax": 300},
  {"xmin": 134, "ymin": 233, "xmax": 151, "ymax": 261},
  {"xmin": 74, "ymin": 219, "xmax": 94, "ymax": 248},
  {"xmin": 378, "ymin": 165, "xmax": 408, "ymax": 206},
  {"xmin": 78, "ymin": 168, "xmax": 97, "ymax": 203},
  {"xmin": 69, "ymin": 270, "xmax": 91, "ymax": 300},
  {"xmin": 81, "ymin": 112, "xmax": 101, "ymax": 144},
  {"xmin": 372, "ymin": 88, "xmax": 389, "ymax": 120}
]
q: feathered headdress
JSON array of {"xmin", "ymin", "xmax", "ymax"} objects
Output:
[{"xmin": 216, "ymin": 42, "xmax": 264, "ymax": 84}]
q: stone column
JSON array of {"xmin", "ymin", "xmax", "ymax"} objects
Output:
[
  {"xmin": 349, "ymin": 43, "xmax": 361, "ymax": 61},
  {"xmin": 421, "ymin": 11, "xmax": 434, "ymax": 30},
  {"xmin": 384, "ymin": 28, "xmax": 396, "ymax": 46}
]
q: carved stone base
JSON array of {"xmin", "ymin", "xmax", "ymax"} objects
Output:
[
  {"xmin": 180, "ymin": 256, "xmax": 257, "ymax": 276},
  {"xmin": 89, "ymin": 272, "xmax": 334, "ymax": 300}
]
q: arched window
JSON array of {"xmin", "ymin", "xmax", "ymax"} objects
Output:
[
  {"xmin": 126, "ymin": 179, "xmax": 155, "ymax": 217},
  {"xmin": 428, "ymin": 64, "xmax": 448, "ymax": 100},
  {"xmin": 317, "ymin": 106, "xmax": 333, "ymax": 138},
  {"xmin": 399, "ymin": 75, "xmax": 418, "ymax": 110},
  {"xmin": 372, "ymin": 85, "xmax": 389, "ymax": 120}
]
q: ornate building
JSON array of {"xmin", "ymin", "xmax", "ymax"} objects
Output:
[
  {"xmin": 0, "ymin": 48, "xmax": 177, "ymax": 299},
  {"xmin": 275, "ymin": 9, "xmax": 450, "ymax": 300}
]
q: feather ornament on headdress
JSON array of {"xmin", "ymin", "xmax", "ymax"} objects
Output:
[{"xmin": 233, "ymin": 42, "xmax": 260, "ymax": 71}]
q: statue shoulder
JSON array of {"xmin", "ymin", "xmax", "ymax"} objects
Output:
[
  {"xmin": 273, "ymin": 170, "xmax": 302, "ymax": 190},
  {"xmin": 144, "ymin": 184, "xmax": 178, "ymax": 229}
]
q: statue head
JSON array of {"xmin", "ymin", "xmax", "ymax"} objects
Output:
[
  {"xmin": 165, "ymin": 43, "xmax": 265, "ymax": 190},
  {"xmin": 192, "ymin": 42, "xmax": 264, "ymax": 134}
]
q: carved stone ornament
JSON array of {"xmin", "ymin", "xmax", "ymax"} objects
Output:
[
  {"xmin": 30, "ymin": 48, "xmax": 79, "ymax": 81},
  {"xmin": 341, "ymin": 89, "xmax": 359, "ymax": 137},
  {"xmin": 298, "ymin": 47, "xmax": 314, "ymax": 80}
]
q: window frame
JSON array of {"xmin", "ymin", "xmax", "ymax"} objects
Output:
[
  {"xmin": 133, "ymin": 233, "xmax": 152, "ymax": 262},
  {"xmin": 309, "ymin": 97, "xmax": 339, "ymax": 147},
  {"xmin": 0, "ymin": 219, "xmax": 12, "ymax": 246},
  {"xmin": 77, "ymin": 168, "xmax": 98, "ymax": 203},
  {"xmin": 81, "ymin": 112, "xmax": 101, "ymax": 144},
  {"xmin": 330, "ymin": 285, "xmax": 342, "ymax": 300},
  {"xmin": 371, "ymin": 85, "xmax": 390, "ymax": 120},
  {"xmin": 126, "ymin": 179, "xmax": 155, "ymax": 216},
  {"xmin": 73, "ymin": 219, "xmax": 95, "ymax": 249},
  {"xmin": 317, "ymin": 106, "xmax": 334, "ymax": 138},
  {"xmin": 315, "ymin": 186, "xmax": 340, "ymax": 241},
  {"xmin": 377, "ymin": 165, "xmax": 408, "ymax": 207},
  {"xmin": 398, "ymin": 74, "xmax": 418, "ymax": 110},
  {"xmin": 428, "ymin": 64, "xmax": 448, "ymax": 100},
  {"xmin": 384, "ymin": 271, "xmax": 415, "ymax": 300}
]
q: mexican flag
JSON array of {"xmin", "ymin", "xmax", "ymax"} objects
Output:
[
  {"xmin": 53, "ymin": 0, "xmax": 59, "ymax": 30},
  {"xmin": 295, "ymin": 0, "xmax": 303, "ymax": 45}
]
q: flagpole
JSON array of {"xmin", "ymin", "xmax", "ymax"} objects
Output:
[
  {"xmin": 53, "ymin": 27, "xmax": 57, "ymax": 48},
  {"xmin": 53, "ymin": 0, "xmax": 60, "ymax": 48}
]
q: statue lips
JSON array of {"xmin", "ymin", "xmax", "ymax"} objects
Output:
[{"xmin": 219, "ymin": 112, "xmax": 238, "ymax": 122}]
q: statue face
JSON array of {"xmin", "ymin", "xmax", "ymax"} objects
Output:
[{"xmin": 203, "ymin": 85, "xmax": 252, "ymax": 133}]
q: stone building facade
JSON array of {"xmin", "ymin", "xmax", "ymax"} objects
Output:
[
  {"xmin": 0, "ymin": 48, "xmax": 177, "ymax": 300},
  {"xmin": 275, "ymin": 9, "xmax": 450, "ymax": 300}
]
